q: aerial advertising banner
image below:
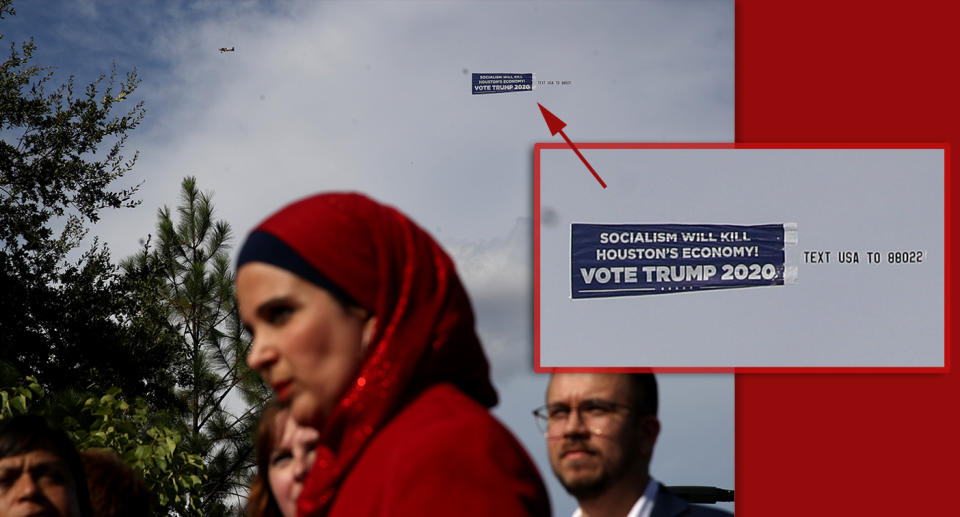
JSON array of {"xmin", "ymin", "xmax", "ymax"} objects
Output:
[
  {"xmin": 571, "ymin": 223, "xmax": 798, "ymax": 299},
  {"xmin": 471, "ymin": 73, "xmax": 535, "ymax": 94}
]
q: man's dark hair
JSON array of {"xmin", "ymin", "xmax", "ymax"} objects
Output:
[
  {"xmin": 0, "ymin": 414, "xmax": 94, "ymax": 517},
  {"xmin": 626, "ymin": 373, "xmax": 658, "ymax": 418}
]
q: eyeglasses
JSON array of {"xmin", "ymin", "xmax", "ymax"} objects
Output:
[{"xmin": 532, "ymin": 399, "xmax": 635, "ymax": 437}]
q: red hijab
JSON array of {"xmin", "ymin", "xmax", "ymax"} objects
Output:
[{"xmin": 241, "ymin": 193, "xmax": 497, "ymax": 516}]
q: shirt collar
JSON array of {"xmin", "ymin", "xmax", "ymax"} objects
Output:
[{"xmin": 571, "ymin": 477, "xmax": 660, "ymax": 517}]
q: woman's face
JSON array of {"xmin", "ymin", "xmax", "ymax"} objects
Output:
[
  {"xmin": 238, "ymin": 262, "xmax": 377, "ymax": 426},
  {"xmin": 267, "ymin": 409, "xmax": 320, "ymax": 517}
]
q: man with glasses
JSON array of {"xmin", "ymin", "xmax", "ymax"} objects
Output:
[{"xmin": 534, "ymin": 374, "xmax": 731, "ymax": 517}]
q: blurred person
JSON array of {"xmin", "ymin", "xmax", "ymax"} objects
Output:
[
  {"xmin": 248, "ymin": 403, "xmax": 320, "ymax": 517},
  {"xmin": 0, "ymin": 414, "xmax": 93, "ymax": 517},
  {"xmin": 79, "ymin": 449, "xmax": 151, "ymax": 517},
  {"xmin": 536, "ymin": 374, "xmax": 731, "ymax": 517},
  {"xmin": 236, "ymin": 192, "xmax": 550, "ymax": 516}
]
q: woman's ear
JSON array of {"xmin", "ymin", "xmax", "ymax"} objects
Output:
[{"xmin": 360, "ymin": 316, "xmax": 378, "ymax": 351}]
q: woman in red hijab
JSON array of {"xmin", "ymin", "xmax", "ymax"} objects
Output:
[{"xmin": 236, "ymin": 193, "xmax": 550, "ymax": 517}]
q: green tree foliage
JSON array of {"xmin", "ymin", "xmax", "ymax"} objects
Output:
[
  {"xmin": 69, "ymin": 389, "xmax": 206, "ymax": 515},
  {"xmin": 1, "ymin": 6, "xmax": 267, "ymax": 513},
  {"xmin": 126, "ymin": 177, "xmax": 270, "ymax": 516},
  {"xmin": 0, "ymin": 0, "xmax": 180, "ymax": 408},
  {"xmin": 0, "ymin": 377, "xmax": 207, "ymax": 516}
]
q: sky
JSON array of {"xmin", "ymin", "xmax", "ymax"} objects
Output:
[{"xmin": 3, "ymin": 1, "xmax": 734, "ymax": 513}]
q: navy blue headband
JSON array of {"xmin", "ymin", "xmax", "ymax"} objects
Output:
[{"xmin": 236, "ymin": 230, "xmax": 358, "ymax": 308}]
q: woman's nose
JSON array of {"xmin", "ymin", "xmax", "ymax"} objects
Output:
[
  {"xmin": 293, "ymin": 454, "xmax": 310, "ymax": 480},
  {"xmin": 246, "ymin": 333, "xmax": 278, "ymax": 372}
]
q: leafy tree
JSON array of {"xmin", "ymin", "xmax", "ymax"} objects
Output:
[
  {"xmin": 0, "ymin": 0, "xmax": 180, "ymax": 408},
  {"xmin": 1, "ymin": 6, "xmax": 266, "ymax": 513},
  {"xmin": 0, "ymin": 377, "xmax": 207, "ymax": 516},
  {"xmin": 69, "ymin": 389, "xmax": 206, "ymax": 515},
  {"xmin": 127, "ymin": 177, "xmax": 270, "ymax": 516}
]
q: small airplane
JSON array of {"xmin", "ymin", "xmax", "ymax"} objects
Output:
[{"xmin": 218, "ymin": 47, "xmax": 236, "ymax": 53}]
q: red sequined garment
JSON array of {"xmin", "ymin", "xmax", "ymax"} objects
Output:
[{"xmin": 246, "ymin": 193, "xmax": 549, "ymax": 517}]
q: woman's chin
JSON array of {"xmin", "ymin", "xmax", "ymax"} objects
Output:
[{"xmin": 290, "ymin": 396, "xmax": 326, "ymax": 428}]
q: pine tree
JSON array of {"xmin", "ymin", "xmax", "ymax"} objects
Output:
[{"xmin": 128, "ymin": 177, "xmax": 270, "ymax": 516}]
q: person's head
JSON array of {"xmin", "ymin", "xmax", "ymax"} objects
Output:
[
  {"xmin": 539, "ymin": 373, "xmax": 660, "ymax": 501},
  {"xmin": 79, "ymin": 449, "xmax": 151, "ymax": 517},
  {"xmin": 238, "ymin": 254, "xmax": 377, "ymax": 427},
  {"xmin": 236, "ymin": 193, "xmax": 495, "ymax": 429},
  {"xmin": 249, "ymin": 404, "xmax": 321, "ymax": 517},
  {"xmin": 0, "ymin": 415, "xmax": 93, "ymax": 517},
  {"xmin": 236, "ymin": 193, "xmax": 497, "ymax": 516}
]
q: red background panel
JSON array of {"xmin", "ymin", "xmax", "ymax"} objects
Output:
[{"xmin": 736, "ymin": 1, "xmax": 958, "ymax": 515}]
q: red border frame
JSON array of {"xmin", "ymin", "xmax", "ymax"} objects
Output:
[
  {"xmin": 735, "ymin": 2, "xmax": 958, "ymax": 514},
  {"xmin": 533, "ymin": 142, "xmax": 950, "ymax": 373}
]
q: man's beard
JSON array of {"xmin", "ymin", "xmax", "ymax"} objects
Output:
[
  {"xmin": 553, "ymin": 433, "xmax": 639, "ymax": 501},
  {"xmin": 556, "ymin": 461, "xmax": 612, "ymax": 500}
]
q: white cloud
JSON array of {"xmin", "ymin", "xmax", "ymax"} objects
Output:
[
  {"xmin": 445, "ymin": 217, "xmax": 533, "ymax": 381},
  {"xmin": 93, "ymin": 0, "xmax": 733, "ymax": 263}
]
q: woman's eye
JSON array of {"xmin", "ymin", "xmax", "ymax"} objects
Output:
[
  {"xmin": 271, "ymin": 451, "xmax": 293, "ymax": 466},
  {"xmin": 267, "ymin": 305, "xmax": 293, "ymax": 324}
]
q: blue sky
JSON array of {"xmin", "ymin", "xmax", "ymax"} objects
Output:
[{"xmin": 3, "ymin": 1, "xmax": 734, "ymax": 513}]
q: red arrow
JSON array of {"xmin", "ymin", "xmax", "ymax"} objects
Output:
[{"xmin": 537, "ymin": 103, "xmax": 606, "ymax": 189}]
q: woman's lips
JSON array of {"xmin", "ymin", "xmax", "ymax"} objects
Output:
[{"xmin": 273, "ymin": 380, "xmax": 293, "ymax": 401}]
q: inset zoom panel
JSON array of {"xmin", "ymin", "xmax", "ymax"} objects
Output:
[{"xmin": 535, "ymin": 144, "xmax": 946, "ymax": 370}]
